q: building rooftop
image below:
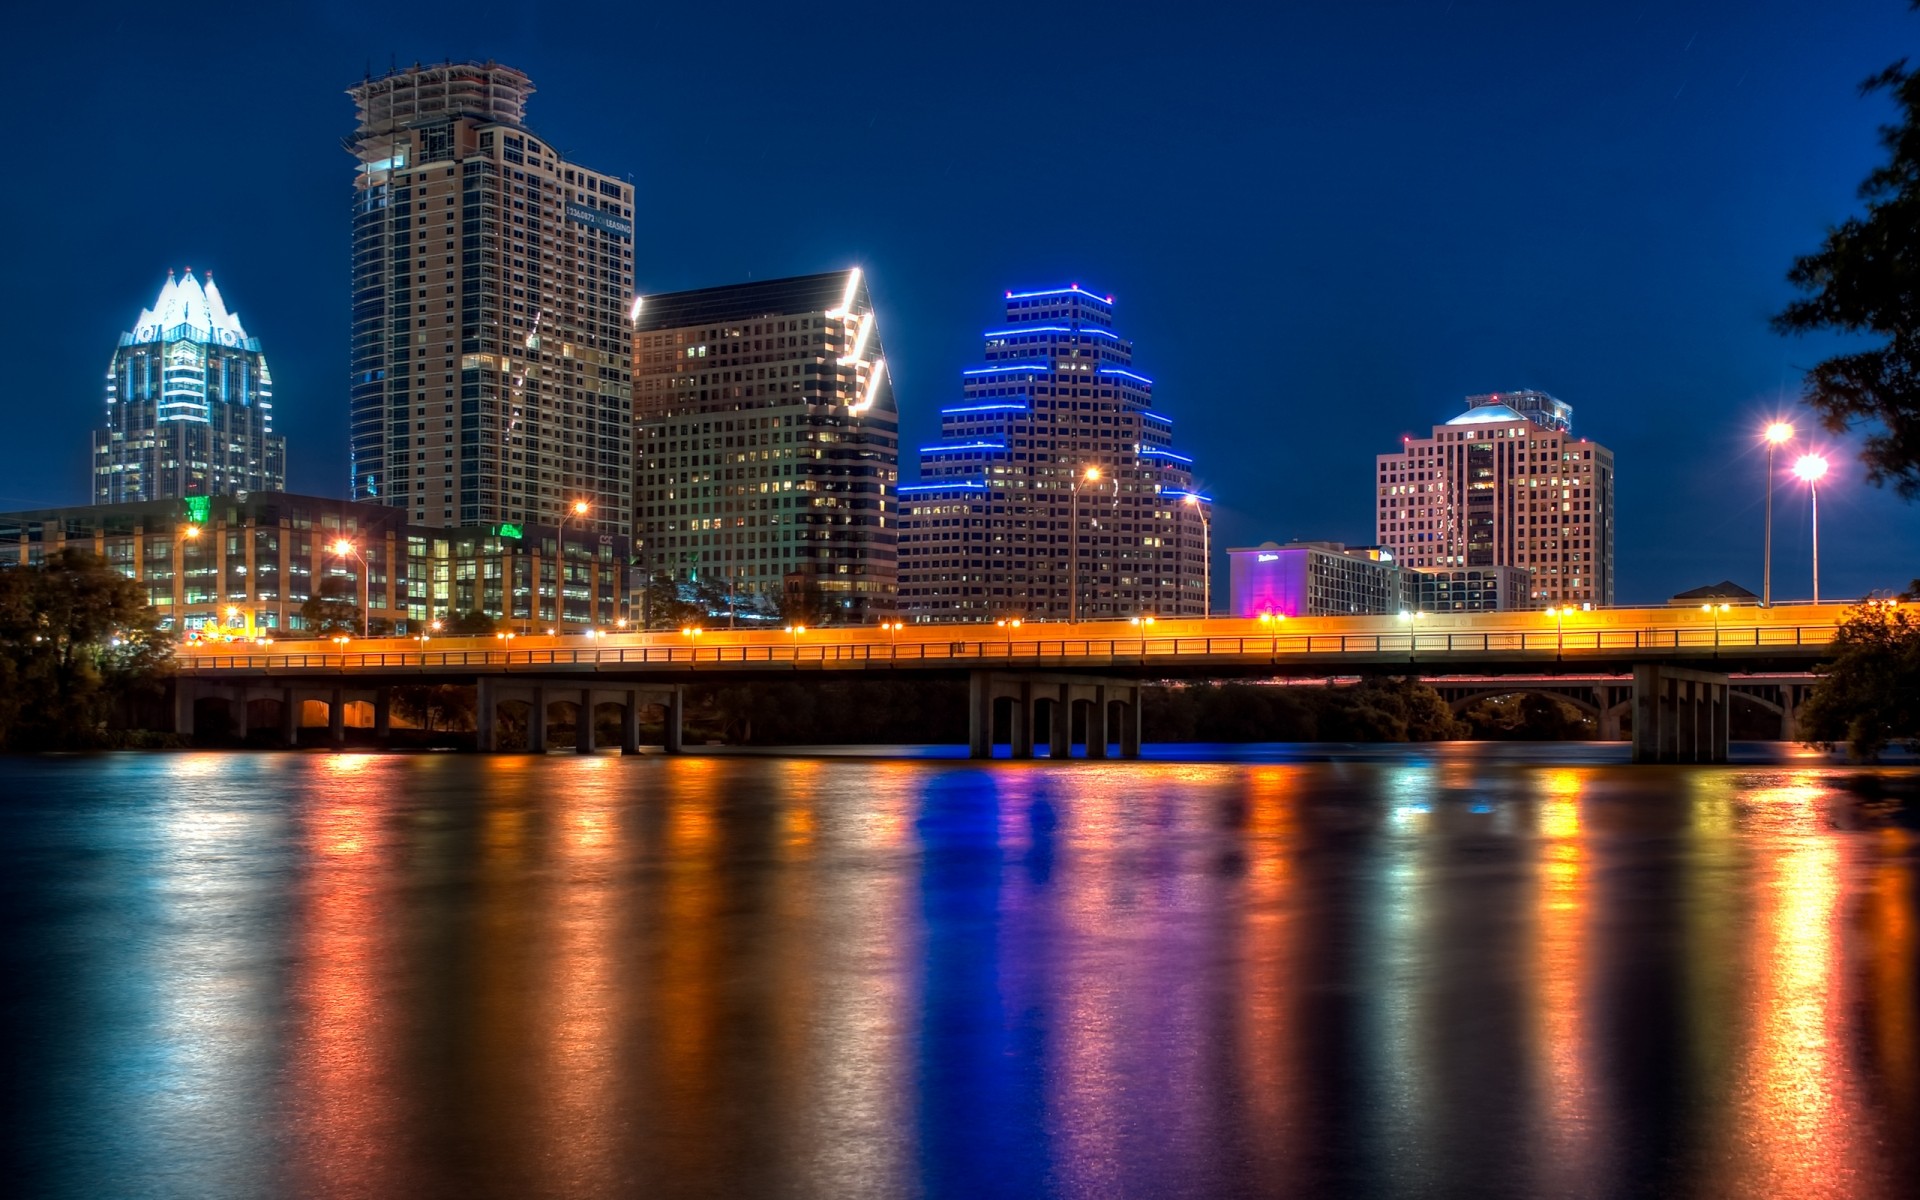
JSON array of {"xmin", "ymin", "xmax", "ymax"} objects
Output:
[
  {"xmin": 1444, "ymin": 403, "xmax": 1527, "ymax": 426},
  {"xmin": 635, "ymin": 269, "xmax": 866, "ymax": 331},
  {"xmin": 128, "ymin": 268, "xmax": 249, "ymax": 346}
]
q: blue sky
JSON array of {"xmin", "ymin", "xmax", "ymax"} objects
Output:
[{"xmin": 6, "ymin": 0, "xmax": 1916, "ymax": 601}]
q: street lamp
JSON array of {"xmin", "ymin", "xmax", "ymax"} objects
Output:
[
  {"xmin": 996, "ymin": 617, "xmax": 1023, "ymax": 650},
  {"xmin": 1069, "ymin": 465, "xmax": 1105, "ymax": 623},
  {"xmin": 413, "ymin": 630, "xmax": 431, "ymax": 663},
  {"xmin": 1544, "ymin": 605, "xmax": 1571, "ymax": 659},
  {"xmin": 329, "ymin": 538, "xmax": 371, "ymax": 638},
  {"xmin": 1182, "ymin": 492, "xmax": 1211, "ymax": 619},
  {"xmin": 1701, "ymin": 601, "xmax": 1730, "ymax": 655},
  {"xmin": 1762, "ymin": 422, "xmax": 1794, "ymax": 606},
  {"xmin": 1794, "ymin": 453, "xmax": 1828, "ymax": 603}
]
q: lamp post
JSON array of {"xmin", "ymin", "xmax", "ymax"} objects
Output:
[
  {"xmin": 1544, "ymin": 605, "xmax": 1568, "ymax": 660},
  {"xmin": 1183, "ymin": 492, "xmax": 1211, "ymax": 620},
  {"xmin": 1701, "ymin": 601, "xmax": 1730, "ymax": 656},
  {"xmin": 1762, "ymin": 422, "xmax": 1793, "ymax": 606},
  {"xmin": 996, "ymin": 617, "xmax": 1023, "ymax": 651},
  {"xmin": 1794, "ymin": 454, "xmax": 1828, "ymax": 603},
  {"xmin": 329, "ymin": 538, "xmax": 371, "ymax": 638},
  {"xmin": 1068, "ymin": 466, "xmax": 1102, "ymax": 623}
]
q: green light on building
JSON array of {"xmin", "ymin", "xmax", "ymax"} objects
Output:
[
  {"xmin": 495, "ymin": 522, "xmax": 524, "ymax": 539},
  {"xmin": 184, "ymin": 496, "xmax": 210, "ymax": 524}
]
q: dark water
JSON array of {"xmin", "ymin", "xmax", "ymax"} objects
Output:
[{"xmin": 3, "ymin": 748, "xmax": 1918, "ymax": 1199}]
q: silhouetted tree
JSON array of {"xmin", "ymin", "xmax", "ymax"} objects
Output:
[
  {"xmin": 0, "ymin": 550, "xmax": 172, "ymax": 749},
  {"xmin": 1798, "ymin": 600, "xmax": 1920, "ymax": 760},
  {"xmin": 1775, "ymin": 16, "xmax": 1920, "ymax": 496}
]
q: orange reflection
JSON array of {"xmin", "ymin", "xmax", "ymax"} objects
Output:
[
  {"xmin": 1736, "ymin": 779, "xmax": 1857, "ymax": 1193},
  {"xmin": 282, "ymin": 788, "xmax": 394, "ymax": 1196},
  {"xmin": 1531, "ymin": 768, "xmax": 1600, "ymax": 1194}
]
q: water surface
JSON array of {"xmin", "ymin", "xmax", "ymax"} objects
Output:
[{"xmin": 3, "ymin": 748, "xmax": 1917, "ymax": 1198}]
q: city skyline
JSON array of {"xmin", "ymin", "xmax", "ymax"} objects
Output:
[{"xmin": 5, "ymin": 1, "xmax": 1918, "ymax": 604}]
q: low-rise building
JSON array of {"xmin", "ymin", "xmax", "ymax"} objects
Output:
[
  {"xmin": 0, "ymin": 493, "xmax": 627, "ymax": 634},
  {"xmin": 1404, "ymin": 565, "xmax": 1533, "ymax": 613},
  {"xmin": 1230, "ymin": 541, "xmax": 1532, "ymax": 617}
]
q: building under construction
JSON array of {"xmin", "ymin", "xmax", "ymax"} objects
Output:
[{"xmin": 345, "ymin": 61, "xmax": 635, "ymax": 539}]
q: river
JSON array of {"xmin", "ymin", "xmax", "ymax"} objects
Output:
[{"xmin": 3, "ymin": 746, "xmax": 1917, "ymax": 1198}]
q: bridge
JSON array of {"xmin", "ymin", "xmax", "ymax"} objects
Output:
[{"xmin": 171, "ymin": 603, "xmax": 1849, "ymax": 762}]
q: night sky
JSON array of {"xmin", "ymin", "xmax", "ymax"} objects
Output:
[{"xmin": 7, "ymin": 0, "xmax": 1917, "ymax": 602}]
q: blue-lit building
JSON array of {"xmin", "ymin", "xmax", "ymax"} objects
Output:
[
  {"xmin": 897, "ymin": 284, "xmax": 1209, "ymax": 622},
  {"xmin": 93, "ymin": 269, "xmax": 285, "ymax": 503}
]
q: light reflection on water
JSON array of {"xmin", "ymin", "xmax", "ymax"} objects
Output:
[{"xmin": 1, "ymin": 751, "xmax": 1917, "ymax": 1199}]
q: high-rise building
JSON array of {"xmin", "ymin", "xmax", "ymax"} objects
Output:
[
  {"xmin": 1375, "ymin": 391, "xmax": 1615, "ymax": 606},
  {"xmin": 94, "ymin": 269, "xmax": 284, "ymax": 503},
  {"xmin": 897, "ymin": 284, "xmax": 1208, "ymax": 622},
  {"xmin": 345, "ymin": 61, "xmax": 634, "ymax": 537},
  {"xmin": 632, "ymin": 269, "xmax": 898, "ymax": 623}
]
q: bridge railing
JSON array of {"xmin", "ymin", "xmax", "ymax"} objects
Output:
[{"xmin": 175, "ymin": 622, "xmax": 1839, "ymax": 673}]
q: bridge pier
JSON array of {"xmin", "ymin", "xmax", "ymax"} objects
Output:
[
  {"xmin": 622, "ymin": 689, "xmax": 641, "ymax": 755},
  {"xmin": 970, "ymin": 673, "xmax": 1141, "ymax": 761},
  {"xmin": 328, "ymin": 687, "xmax": 346, "ymax": 747},
  {"xmin": 1632, "ymin": 665, "xmax": 1729, "ymax": 764},
  {"xmin": 577, "ymin": 688, "xmax": 594, "ymax": 754},
  {"xmin": 373, "ymin": 689, "xmax": 391, "ymax": 741},
  {"xmin": 665, "ymin": 686, "xmax": 684, "ymax": 755},
  {"xmin": 528, "ymin": 685, "xmax": 548, "ymax": 753},
  {"xmin": 172, "ymin": 679, "xmax": 195, "ymax": 737}
]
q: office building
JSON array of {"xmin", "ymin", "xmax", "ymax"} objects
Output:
[
  {"xmin": 1229, "ymin": 541, "xmax": 1404, "ymax": 617},
  {"xmin": 346, "ymin": 61, "xmax": 634, "ymax": 537},
  {"xmin": 94, "ymin": 268, "xmax": 284, "ymax": 503},
  {"xmin": 1375, "ymin": 391, "xmax": 1614, "ymax": 606},
  {"xmin": 632, "ymin": 269, "xmax": 898, "ymax": 623},
  {"xmin": 1404, "ymin": 565, "xmax": 1531, "ymax": 613},
  {"xmin": 897, "ymin": 284, "xmax": 1208, "ymax": 622},
  {"xmin": 1, "ymin": 494, "xmax": 626, "ymax": 633}
]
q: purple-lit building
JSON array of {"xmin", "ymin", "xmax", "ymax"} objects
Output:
[
  {"xmin": 1228, "ymin": 542, "xmax": 1404, "ymax": 617},
  {"xmin": 896, "ymin": 284, "xmax": 1209, "ymax": 622}
]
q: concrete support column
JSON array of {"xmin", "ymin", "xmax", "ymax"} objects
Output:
[
  {"xmin": 173, "ymin": 678, "xmax": 195, "ymax": 737},
  {"xmin": 1048, "ymin": 691, "xmax": 1070, "ymax": 760},
  {"xmin": 476, "ymin": 677, "xmax": 497, "ymax": 753},
  {"xmin": 1780, "ymin": 686, "xmax": 1800, "ymax": 742},
  {"xmin": 328, "ymin": 687, "xmax": 346, "ymax": 747},
  {"xmin": 282, "ymin": 687, "xmax": 299, "ymax": 746},
  {"xmin": 1011, "ymin": 684, "xmax": 1033, "ymax": 760},
  {"xmin": 1632, "ymin": 665, "xmax": 1732, "ymax": 764},
  {"xmin": 577, "ymin": 689, "xmax": 595, "ymax": 754},
  {"xmin": 1087, "ymin": 686, "xmax": 1109, "ymax": 760},
  {"xmin": 373, "ymin": 689, "xmax": 391, "ymax": 741},
  {"xmin": 1119, "ymin": 689, "xmax": 1142, "ymax": 760},
  {"xmin": 665, "ymin": 686, "xmax": 684, "ymax": 755},
  {"xmin": 233, "ymin": 691, "xmax": 250, "ymax": 740},
  {"xmin": 968, "ymin": 672, "xmax": 992, "ymax": 760},
  {"xmin": 529, "ymin": 685, "xmax": 548, "ymax": 754},
  {"xmin": 621, "ymin": 690, "xmax": 640, "ymax": 755}
]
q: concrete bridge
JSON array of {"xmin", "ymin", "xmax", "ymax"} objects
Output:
[{"xmin": 172, "ymin": 603, "xmax": 1848, "ymax": 763}]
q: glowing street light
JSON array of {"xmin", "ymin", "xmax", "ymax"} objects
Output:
[
  {"xmin": 1762, "ymin": 421, "xmax": 1795, "ymax": 606},
  {"xmin": 1794, "ymin": 453, "xmax": 1828, "ymax": 603},
  {"xmin": 328, "ymin": 539, "xmax": 371, "ymax": 638},
  {"xmin": 1182, "ymin": 493, "xmax": 1212, "ymax": 619},
  {"xmin": 1069, "ymin": 465, "xmax": 1108, "ymax": 623},
  {"xmin": 1701, "ymin": 601, "xmax": 1731, "ymax": 654},
  {"xmin": 996, "ymin": 617, "xmax": 1023, "ymax": 650},
  {"xmin": 1544, "ymin": 604, "xmax": 1572, "ymax": 659}
]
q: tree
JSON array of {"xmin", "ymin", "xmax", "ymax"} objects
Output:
[
  {"xmin": 299, "ymin": 576, "xmax": 362, "ymax": 635},
  {"xmin": 391, "ymin": 684, "xmax": 475, "ymax": 733},
  {"xmin": 0, "ymin": 550, "xmax": 172, "ymax": 749},
  {"xmin": 1798, "ymin": 600, "xmax": 1920, "ymax": 760},
  {"xmin": 1774, "ymin": 34, "xmax": 1920, "ymax": 497},
  {"xmin": 442, "ymin": 609, "xmax": 498, "ymax": 636},
  {"xmin": 639, "ymin": 571, "xmax": 700, "ymax": 630}
]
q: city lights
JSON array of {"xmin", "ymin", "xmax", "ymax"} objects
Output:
[{"xmin": 1795, "ymin": 454, "xmax": 1830, "ymax": 603}]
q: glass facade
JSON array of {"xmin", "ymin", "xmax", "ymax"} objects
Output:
[
  {"xmin": 632, "ymin": 270, "xmax": 898, "ymax": 623},
  {"xmin": 897, "ymin": 285, "xmax": 1208, "ymax": 623},
  {"xmin": 93, "ymin": 269, "xmax": 285, "ymax": 503},
  {"xmin": 347, "ymin": 62, "xmax": 633, "ymax": 539},
  {"xmin": 0, "ymin": 493, "xmax": 627, "ymax": 633}
]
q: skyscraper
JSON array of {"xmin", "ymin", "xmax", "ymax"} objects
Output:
[
  {"xmin": 1374, "ymin": 391, "xmax": 1615, "ymax": 606},
  {"xmin": 94, "ymin": 268, "xmax": 284, "ymax": 503},
  {"xmin": 632, "ymin": 269, "xmax": 898, "ymax": 623},
  {"xmin": 897, "ymin": 284, "xmax": 1208, "ymax": 622},
  {"xmin": 346, "ymin": 61, "xmax": 633, "ymax": 536}
]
